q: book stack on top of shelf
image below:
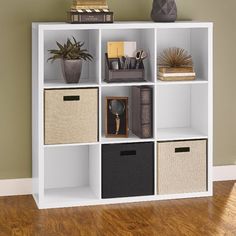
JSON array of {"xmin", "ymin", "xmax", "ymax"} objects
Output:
[{"xmin": 67, "ymin": 0, "xmax": 113, "ymax": 24}]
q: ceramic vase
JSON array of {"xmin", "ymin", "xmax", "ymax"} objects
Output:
[
  {"xmin": 151, "ymin": 0, "xmax": 177, "ymax": 22},
  {"xmin": 61, "ymin": 59, "xmax": 82, "ymax": 83}
]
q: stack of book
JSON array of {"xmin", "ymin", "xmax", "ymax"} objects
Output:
[
  {"xmin": 67, "ymin": 0, "xmax": 114, "ymax": 24},
  {"xmin": 132, "ymin": 86, "xmax": 152, "ymax": 139},
  {"xmin": 158, "ymin": 67, "xmax": 196, "ymax": 81}
]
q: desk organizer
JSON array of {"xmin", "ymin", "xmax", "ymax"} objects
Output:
[{"xmin": 104, "ymin": 53, "xmax": 145, "ymax": 83}]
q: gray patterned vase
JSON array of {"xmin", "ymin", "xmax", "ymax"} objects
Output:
[
  {"xmin": 151, "ymin": 0, "xmax": 177, "ymax": 22},
  {"xmin": 61, "ymin": 59, "xmax": 82, "ymax": 83}
]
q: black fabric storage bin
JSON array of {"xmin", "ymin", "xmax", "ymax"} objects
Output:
[{"xmin": 102, "ymin": 142, "xmax": 154, "ymax": 198}]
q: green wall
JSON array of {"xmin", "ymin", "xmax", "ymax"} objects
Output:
[{"xmin": 0, "ymin": 0, "xmax": 235, "ymax": 179}]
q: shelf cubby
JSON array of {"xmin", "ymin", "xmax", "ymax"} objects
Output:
[
  {"xmin": 43, "ymin": 145, "xmax": 101, "ymax": 205},
  {"xmin": 156, "ymin": 28, "xmax": 209, "ymax": 83},
  {"xmin": 44, "ymin": 29, "xmax": 100, "ymax": 87},
  {"xmin": 101, "ymin": 85, "xmax": 155, "ymax": 143},
  {"xmin": 101, "ymin": 28, "xmax": 155, "ymax": 83},
  {"xmin": 156, "ymin": 83, "xmax": 208, "ymax": 141}
]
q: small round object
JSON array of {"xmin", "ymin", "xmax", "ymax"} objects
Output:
[{"xmin": 109, "ymin": 100, "xmax": 125, "ymax": 116}]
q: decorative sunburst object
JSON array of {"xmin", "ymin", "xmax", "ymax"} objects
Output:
[{"xmin": 159, "ymin": 47, "xmax": 193, "ymax": 67}]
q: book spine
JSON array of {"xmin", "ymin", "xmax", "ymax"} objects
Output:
[
  {"xmin": 72, "ymin": 7, "xmax": 109, "ymax": 10},
  {"xmin": 158, "ymin": 72, "xmax": 196, "ymax": 77},
  {"xmin": 159, "ymin": 67, "xmax": 194, "ymax": 73},
  {"xmin": 67, "ymin": 11, "xmax": 113, "ymax": 23},
  {"xmin": 140, "ymin": 88, "xmax": 152, "ymax": 138},
  {"xmin": 158, "ymin": 76, "xmax": 195, "ymax": 81},
  {"xmin": 132, "ymin": 87, "xmax": 152, "ymax": 139}
]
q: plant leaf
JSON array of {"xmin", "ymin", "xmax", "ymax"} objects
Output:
[{"xmin": 47, "ymin": 37, "xmax": 93, "ymax": 62}]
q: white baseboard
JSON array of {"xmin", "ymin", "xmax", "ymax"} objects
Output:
[
  {"xmin": 0, "ymin": 166, "xmax": 235, "ymax": 197},
  {"xmin": 213, "ymin": 165, "xmax": 236, "ymax": 181},
  {"xmin": 0, "ymin": 178, "xmax": 32, "ymax": 197}
]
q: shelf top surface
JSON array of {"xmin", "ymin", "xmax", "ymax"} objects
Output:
[
  {"xmin": 156, "ymin": 78, "xmax": 208, "ymax": 86},
  {"xmin": 44, "ymin": 79, "xmax": 99, "ymax": 89},
  {"xmin": 43, "ymin": 79, "xmax": 208, "ymax": 89},
  {"xmin": 156, "ymin": 128, "xmax": 208, "ymax": 141},
  {"xmin": 33, "ymin": 21, "xmax": 213, "ymax": 30},
  {"xmin": 101, "ymin": 133, "xmax": 155, "ymax": 144}
]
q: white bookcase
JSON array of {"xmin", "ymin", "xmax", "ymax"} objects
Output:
[{"xmin": 32, "ymin": 21, "xmax": 213, "ymax": 209}]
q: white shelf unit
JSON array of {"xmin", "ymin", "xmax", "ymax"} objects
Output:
[{"xmin": 32, "ymin": 22, "xmax": 213, "ymax": 209}]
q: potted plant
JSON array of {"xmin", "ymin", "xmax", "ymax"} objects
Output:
[{"xmin": 48, "ymin": 37, "xmax": 93, "ymax": 83}]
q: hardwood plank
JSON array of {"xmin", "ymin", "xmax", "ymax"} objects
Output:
[{"xmin": 0, "ymin": 181, "xmax": 235, "ymax": 235}]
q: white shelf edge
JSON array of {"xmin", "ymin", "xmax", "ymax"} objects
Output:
[
  {"xmin": 101, "ymin": 138, "xmax": 156, "ymax": 145},
  {"xmin": 156, "ymin": 78, "xmax": 208, "ymax": 86},
  {"xmin": 156, "ymin": 135, "xmax": 208, "ymax": 142},
  {"xmin": 43, "ymin": 186, "xmax": 98, "ymax": 205},
  {"xmin": 101, "ymin": 81, "xmax": 155, "ymax": 87},
  {"xmin": 101, "ymin": 132, "xmax": 155, "ymax": 144},
  {"xmin": 44, "ymin": 139, "xmax": 158, "ymax": 148},
  {"xmin": 44, "ymin": 80, "xmax": 99, "ymax": 89},
  {"xmin": 156, "ymin": 128, "xmax": 208, "ymax": 142},
  {"xmin": 44, "ymin": 142, "xmax": 99, "ymax": 148},
  {"xmin": 44, "ymin": 137, "xmax": 209, "ymax": 147},
  {"xmin": 40, "ymin": 190, "xmax": 212, "ymax": 209},
  {"xmin": 35, "ymin": 21, "xmax": 213, "ymax": 31}
]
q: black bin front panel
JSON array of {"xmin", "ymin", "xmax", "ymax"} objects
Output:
[{"xmin": 102, "ymin": 142, "xmax": 154, "ymax": 198}]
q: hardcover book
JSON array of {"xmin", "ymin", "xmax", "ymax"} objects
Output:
[
  {"xmin": 71, "ymin": 0, "xmax": 108, "ymax": 9},
  {"xmin": 159, "ymin": 66, "xmax": 194, "ymax": 73},
  {"xmin": 132, "ymin": 86, "xmax": 153, "ymax": 138},
  {"xmin": 67, "ymin": 10, "xmax": 113, "ymax": 24},
  {"xmin": 158, "ymin": 66, "xmax": 196, "ymax": 81}
]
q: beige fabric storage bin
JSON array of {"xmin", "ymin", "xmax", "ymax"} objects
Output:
[
  {"xmin": 45, "ymin": 88, "xmax": 98, "ymax": 145},
  {"xmin": 157, "ymin": 140, "xmax": 207, "ymax": 194}
]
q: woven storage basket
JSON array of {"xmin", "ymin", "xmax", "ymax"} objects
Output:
[
  {"xmin": 44, "ymin": 88, "xmax": 98, "ymax": 145},
  {"xmin": 157, "ymin": 140, "xmax": 207, "ymax": 194}
]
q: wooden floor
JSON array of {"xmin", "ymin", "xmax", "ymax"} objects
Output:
[{"xmin": 0, "ymin": 181, "xmax": 236, "ymax": 236}]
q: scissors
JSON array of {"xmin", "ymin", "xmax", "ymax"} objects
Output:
[{"xmin": 135, "ymin": 50, "xmax": 148, "ymax": 69}]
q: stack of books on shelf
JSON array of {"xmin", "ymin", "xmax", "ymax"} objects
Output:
[
  {"xmin": 158, "ymin": 67, "xmax": 196, "ymax": 81},
  {"xmin": 67, "ymin": 0, "xmax": 114, "ymax": 24}
]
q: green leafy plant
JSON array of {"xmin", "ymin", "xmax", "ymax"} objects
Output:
[{"xmin": 48, "ymin": 37, "xmax": 93, "ymax": 62}]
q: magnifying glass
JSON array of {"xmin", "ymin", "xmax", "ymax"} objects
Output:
[{"xmin": 109, "ymin": 100, "xmax": 125, "ymax": 135}]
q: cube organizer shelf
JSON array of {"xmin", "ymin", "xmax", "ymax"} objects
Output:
[{"xmin": 32, "ymin": 21, "xmax": 213, "ymax": 209}]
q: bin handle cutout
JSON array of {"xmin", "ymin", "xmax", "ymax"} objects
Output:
[
  {"xmin": 120, "ymin": 150, "xmax": 136, "ymax": 156},
  {"xmin": 175, "ymin": 147, "xmax": 190, "ymax": 153},
  {"xmin": 63, "ymin": 96, "xmax": 80, "ymax": 101}
]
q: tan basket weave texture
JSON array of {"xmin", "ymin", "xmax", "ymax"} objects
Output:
[
  {"xmin": 157, "ymin": 140, "xmax": 207, "ymax": 194},
  {"xmin": 45, "ymin": 88, "xmax": 98, "ymax": 145}
]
